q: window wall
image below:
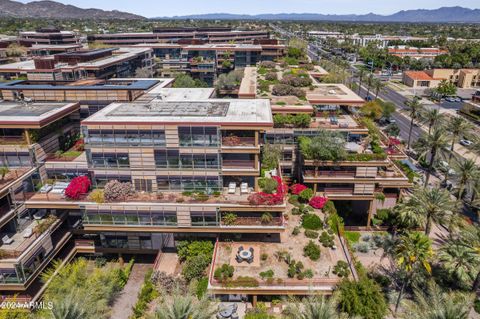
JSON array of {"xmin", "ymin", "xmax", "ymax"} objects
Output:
[
  {"xmin": 178, "ymin": 126, "xmax": 219, "ymax": 147},
  {"xmin": 85, "ymin": 128, "xmax": 166, "ymax": 147},
  {"xmin": 191, "ymin": 211, "xmax": 218, "ymax": 226},
  {"xmin": 156, "ymin": 175, "xmax": 221, "ymax": 192},
  {"xmin": 0, "ymin": 151, "xmax": 32, "ymax": 167},
  {"xmin": 89, "ymin": 151, "xmax": 129, "ymax": 168},
  {"xmin": 154, "ymin": 150, "xmax": 220, "ymax": 169},
  {"xmin": 84, "ymin": 209, "xmax": 177, "ymax": 226}
]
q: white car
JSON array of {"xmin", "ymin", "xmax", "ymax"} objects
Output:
[{"xmin": 460, "ymin": 139, "xmax": 473, "ymax": 147}]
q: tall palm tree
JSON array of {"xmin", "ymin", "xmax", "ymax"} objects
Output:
[
  {"xmin": 419, "ymin": 107, "xmax": 445, "ymax": 135},
  {"xmin": 400, "ymin": 281, "xmax": 472, "ymax": 319},
  {"xmin": 403, "ymin": 187, "xmax": 456, "ymax": 236},
  {"xmin": 452, "ymin": 159, "xmax": 479, "ymax": 201},
  {"xmin": 458, "ymin": 225, "xmax": 480, "ymax": 292},
  {"xmin": 392, "ymin": 232, "xmax": 433, "ymax": 314},
  {"xmin": 373, "ymin": 79, "xmax": 386, "ymax": 99},
  {"xmin": 439, "ymin": 238, "xmax": 480, "ymax": 288},
  {"xmin": 365, "ymin": 73, "xmax": 374, "ymax": 98},
  {"xmin": 356, "ymin": 68, "xmax": 365, "ymax": 95},
  {"xmin": 446, "ymin": 117, "xmax": 474, "ymax": 154},
  {"xmin": 413, "ymin": 127, "xmax": 450, "ymax": 187},
  {"xmin": 404, "ymin": 98, "xmax": 424, "ymax": 149},
  {"xmin": 153, "ymin": 294, "xmax": 216, "ymax": 319},
  {"xmin": 284, "ymin": 295, "xmax": 347, "ymax": 319}
]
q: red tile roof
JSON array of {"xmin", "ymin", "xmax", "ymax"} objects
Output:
[{"xmin": 404, "ymin": 71, "xmax": 435, "ymax": 81}]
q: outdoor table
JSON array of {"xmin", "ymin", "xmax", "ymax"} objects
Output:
[
  {"xmin": 239, "ymin": 249, "xmax": 252, "ymax": 260},
  {"xmin": 219, "ymin": 306, "xmax": 234, "ymax": 318}
]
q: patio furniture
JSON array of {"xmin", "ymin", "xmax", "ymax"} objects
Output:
[
  {"xmin": 231, "ymin": 313, "xmax": 239, "ymax": 319},
  {"xmin": 235, "ymin": 255, "xmax": 243, "ymax": 263},
  {"xmin": 238, "ymin": 246, "xmax": 244, "ymax": 252},
  {"xmin": 33, "ymin": 209, "xmax": 47, "ymax": 220},
  {"xmin": 22, "ymin": 228, "xmax": 33, "ymax": 238},
  {"xmin": 2, "ymin": 235, "xmax": 13, "ymax": 245},
  {"xmin": 240, "ymin": 183, "xmax": 249, "ymax": 194},
  {"xmin": 247, "ymin": 256, "xmax": 254, "ymax": 264},
  {"xmin": 39, "ymin": 184, "xmax": 53, "ymax": 193},
  {"xmin": 249, "ymin": 247, "xmax": 254, "ymax": 253},
  {"xmin": 228, "ymin": 182, "xmax": 236, "ymax": 194},
  {"xmin": 50, "ymin": 182, "xmax": 69, "ymax": 194},
  {"xmin": 218, "ymin": 304, "xmax": 235, "ymax": 318},
  {"xmin": 238, "ymin": 249, "xmax": 252, "ymax": 261}
]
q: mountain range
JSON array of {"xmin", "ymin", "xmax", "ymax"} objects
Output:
[
  {"xmin": 0, "ymin": 0, "xmax": 143, "ymax": 19},
  {"xmin": 158, "ymin": 7, "xmax": 480, "ymax": 23}
]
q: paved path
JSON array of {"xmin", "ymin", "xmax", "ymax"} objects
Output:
[{"xmin": 110, "ymin": 263, "xmax": 151, "ymax": 319}]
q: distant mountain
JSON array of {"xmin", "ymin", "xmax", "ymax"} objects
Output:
[
  {"xmin": 0, "ymin": 0, "xmax": 144, "ymax": 19},
  {"xmin": 155, "ymin": 7, "xmax": 480, "ymax": 23}
]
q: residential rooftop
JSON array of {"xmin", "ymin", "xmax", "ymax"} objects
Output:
[{"xmin": 306, "ymin": 84, "xmax": 364, "ymax": 106}]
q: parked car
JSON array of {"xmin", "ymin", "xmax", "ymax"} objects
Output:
[
  {"xmin": 460, "ymin": 139, "xmax": 473, "ymax": 146},
  {"xmin": 445, "ymin": 97, "xmax": 456, "ymax": 102}
]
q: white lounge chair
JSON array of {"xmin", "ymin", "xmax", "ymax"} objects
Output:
[
  {"xmin": 228, "ymin": 182, "xmax": 236, "ymax": 194},
  {"xmin": 23, "ymin": 228, "xmax": 33, "ymax": 238},
  {"xmin": 2, "ymin": 235, "xmax": 13, "ymax": 245},
  {"xmin": 240, "ymin": 183, "xmax": 249, "ymax": 194},
  {"xmin": 33, "ymin": 209, "xmax": 47, "ymax": 220}
]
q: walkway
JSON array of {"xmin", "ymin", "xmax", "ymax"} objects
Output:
[{"xmin": 110, "ymin": 263, "xmax": 151, "ymax": 319}]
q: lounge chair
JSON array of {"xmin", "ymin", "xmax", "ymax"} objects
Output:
[
  {"xmin": 240, "ymin": 183, "xmax": 249, "ymax": 194},
  {"xmin": 228, "ymin": 182, "xmax": 236, "ymax": 194},
  {"xmin": 2, "ymin": 235, "xmax": 13, "ymax": 245},
  {"xmin": 23, "ymin": 228, "xmax": 33, "ymax": 238}
]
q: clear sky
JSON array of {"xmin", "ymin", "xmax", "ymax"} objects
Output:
[{"xmin": 17, "ymin": 0, "xmax": 480, "ymax": 18}]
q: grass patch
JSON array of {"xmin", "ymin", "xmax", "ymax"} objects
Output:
[{"xmin": 344, "ymin": 231, "xmax": 361, "ymax": 244}]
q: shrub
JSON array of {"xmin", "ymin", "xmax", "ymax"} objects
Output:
[
  {"xmin": 344, "ymin": 231, "xmax": 361, "ymax": 244},
  {"xmin": 302, "ymin": 213, "xmax": 322, "ymax": 230},
  {"xmin": 259, "ymin": 269, "xmax": 274, "ymax": 279},
  {"xmin": 281, "ymin": 74, "xmax": 312, "ymax": 87},
  {"xmin": 303, "ymin": 241, "xmax": 321, "ymax": 261},
  {"xmin": 337, "ymin": 277, "xmax": 388, "ymax": 319},
  {"xmin": 214, "ymin": 263, "xmax": 234, "ymax": 282},
  {"xmin": 333, "ymin": 260, "xmax": 351, "ymax": 278},
  {"xmin": 195, "ymin": 277, "xmax": 209, "ymax": 299},
  {"xmin": 89, "ymin": 189, "xmax": 104, "ymax": 203},
  {"xmin": 288, "ymin": 194, "xmax": 300, "ymax": 206},
  {"xmin": 265, "ymin": 72, "xmax": 278, "ymax": 81},
  {"xmin": 309, "ymin": 196, "xmax": 328, "ymax": 209},
  {"xmin": 319, "ymin": 231, "xmax": 335, "ymax": 248},
  {"xmin": 272, "ymin": 84, "xmax": 306, "ymax": 98},
  {"xmin": 292, "ymin": 226, "xmax": 300, "ymax": 236},
  {"xmin": 299, "ymin": 188, "xmax": 314, "ymax": 201},
  {"xmin": 304, "ymin": 229, "xmax": 319, "ymax": 239},
  {"xmin": 94, "ymin": 257, "xmax": 107, "ymax": 268},
  {"xmin": 353, "ymin": 242, "xmax": 370, "ymax": 253},
  {"xmin": 290, "ymin": 183, "xmax": 308, "ymax": 195},
  {"xmin": 287, "ymin": 260, "xmax": 305, "ymax": 278},
  {"xmin": 303, "ymin": 269, "xmax": 314, "ymax": 279},
  {"xmin": 261, "ymin": 253, "xmax": 268, "ymax": 261},
  {"xmin": 176, "ymin": 240, "xmax": 214, "ymax": 262},
  {"xmin": 193, "ymin": 192, "xmax": 209, "ymax": 201},
  {"xmin": 131, "ymin": 269, "xmax": 159, "ymax": 318},
  {"xmin": 182, "ymin": 254, "xmax": 211, "ymax": 282},
  {"xmin": 222, "ymin": 213, "xmax": 237, "ymax": 225},
  {"xmin": 104, "ymin": 180, "xmax": 133, "ymax": 202},
  {"xmin": 273, "ymin": 114, "xmax": 311, "ymax": 128},
  {"xmin": 226, "ymin": 276, "xmax": 259, "ymax": 288},
  {"xmin": 262, "ymin": 178, "xmax": 278, "ymax": 194},
  {"xmin": 260, "ymin": 61, "xmax": 276, "ymax": 68},
  {"xmin": 323, "ymin": 200, "xmax": 337, "ymax": 215},
  {"xmin": 474, "ymin": 299, "xmax": 480, "ymax": 314},
  {"xmin": 151, "ymin": 271, "xmax": 186, "ymax": 294},
  {"xmin": 64, "ymin": 176, "xmax": 91, "ymax": 200}
]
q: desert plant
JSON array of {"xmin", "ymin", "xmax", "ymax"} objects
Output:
[
  {"xmin": 0, "ymin": 166, "xmax": 10, "ymax": 180},
  {"xmin": 319, "ymin": 231, "xmax": 335, "ymax": 248},
  {"xmin": 259, "ymin": 269, "xmax": 274, "ymax": 280},
  {"xmin": 292, "ymin": 226, "xmax": 301, "ymax": 236},
  {"xmin": 333, "ymin": 260, "xmax": 350, "ymax": 278},
  {"xmin": 103, "ymin": 180, "xmax": 134, "ymax": 202},
  {"xmin": 89, "ymin": 189, "xmax": 105, "ymax": 203},
  {"xmin": 304, "ymin": 229, "xmax": 319, "ymax": 239},
  {"xmin": 303, "ymin": 240, "xmax": 321, "ymax": 261},
  {"xmin": 222, "ymin": 213, "xmax": 237, "ymax": 225},
  {"xmin": 261, "ymin": 178, "xmax": 278, "ymax": 194},
  {"xmin": 302, "ymin": 213, "xmax": 323, "ymax": 230},
  {"xmin": 261, "ymin": 212, "xmax": 273, "ymax": 224},
  {"xmin": 299, "ymin": 188, "xmax": 314, "ymax": 201},
  {"xmin": 213, "ymin": 264, "xmax": 235, "ymax": 282}
]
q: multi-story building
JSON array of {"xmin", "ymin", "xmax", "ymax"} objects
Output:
[
  {"xmin": 403, "ymin": 68, "xmax": 480, "ymax": 89},
  {"xmin": 87, "ymin": 27, "xmax": 270, "ymax": 46},
  {"xmin": 388, "ymin": 46, "xmax": 447, "ymax": 60},
  {"xmin": 18, "ymin": 27, "xmax": 79, "ymax": 47},
  {"xmin": 0, "ymin": 47, "xmax": 155, "ymax": 81}
]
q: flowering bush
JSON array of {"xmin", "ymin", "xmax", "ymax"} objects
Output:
[
  {"xmin": 388, "ymin": 137, "xmax": 401, "ymax": 146},
  {"xmin": 248, "ymin": 176, "xmax": 286, "ymax": 206},
  {"xmin": 309, "ymin": 196, "xmax": 328, "ymax": 209},
  {"xmin": 290, "ymin": 183, "xmax": 308, "ymax": 195},
  {"xmin": 73, "ymin": 138, "xmax": 85, "ymax": 151},
  {"xmin": 64, "ymin": 176, "xmax": 91, "ymax": 200},
  {"xmin": 104, "ymin": 180, "xmax": 134, "ymax": 202}
]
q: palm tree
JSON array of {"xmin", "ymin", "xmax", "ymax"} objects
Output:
[
  {"xmin": 365, "ymin": 73, "xmax": 374, "ymax": 98},
  {"xmin": 392, "ymin": 232, "xmax": 433, "ymax": 314},
  {"xmin": 373, "ymin": 79, "xmax": 386, "ymax": 99},
  {"xmin": 439, "ymin": 238, "xmax": 480, "ymax": 288},
  {"xmin": 284, "ymin": 295, "xmax": 346, "ymax": 319},
  {"xmin": 458, "ymin": 225, "xmax": 480, "ymax": 292},
  {"xmin": 400, "ymin": 281, "xmax": 472, "ymax": 319},
  {"xmin": 413, "ymin": 127, "xmax": 450, "ymax": 187},
  {"xmin": 153, "ymin": 293, "xmax": 216, "ymax": 319},
  {"xmin": 357, "ymin": 68, "xmax": 365, "ymax": 95},
  {"xmin": 404, "ymin": 98, "xmax": 424, "ymax": 149},
  {"xmin": 452, "ymin": 159, "xmax": 479, "ymax": 201},
  {"xmin": 419, "ymin": 107, "xmax": 445, "ymax": 135},
  {"xmin": 404, "ymin": 187, "xmax": 456, "ymax": 236},
  {"xmin": 48, "ymin": 292, "xmax": 86, "ymax": 319},
  {"xmin": 446, "ymin": 117, "xmax": 473, "ymax": 154}
]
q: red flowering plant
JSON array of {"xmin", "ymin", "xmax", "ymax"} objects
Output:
[
  {"xmin": 309, "ymin": 196, "xmax": 328, "ymax": 209},
  {"xmin": 64, "ymin": 176, "xmax": 91, "ymax": 200},
  {"xmin": 73, "ymin": 138, "xmax": 85, "ymax": 151},
  {"xmin": 290, "ymin": 183, "xmax": 307, "ymax": 195},
  {"xmin": 248, "ymin": 176, "xmax": 286, "ymax": 206}
]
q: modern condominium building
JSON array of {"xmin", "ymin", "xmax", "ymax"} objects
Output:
[{"xmin": 18, "ymin": 27, "xmax": 79, "ymax": 47}]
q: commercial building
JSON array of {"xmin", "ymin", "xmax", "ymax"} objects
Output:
[
  {"xmin": 403, "ymin": 69, "xmax": 480, "ymax": 89},
  {"xmin": 0, "ymin": 47, "xmax": 155, "ymax": 81},
  {"xmin": 87, "ymin": 27, "xmax": 270, "ymax": 46},
  {"xmin": 18, "ymin": 27, "xmax": 79, "ymax": 46},
  {"xmin": 388, "ymin": 46, "xmax": 447, "ymax": 60}
]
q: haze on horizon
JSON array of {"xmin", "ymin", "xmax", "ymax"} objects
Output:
[{"xmin": 16, "ymin": 0, "xmax": 480, "ymax": 18}]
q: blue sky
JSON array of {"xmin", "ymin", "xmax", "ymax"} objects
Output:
[{"xmin": 18, "ymin": 0, "xmax": 479, "ymax": 18}]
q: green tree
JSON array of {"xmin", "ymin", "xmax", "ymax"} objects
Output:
[
  {"xmin": 152, "ymin": 293, "xmax": 216, "ymax": 319},
  {"xmin": 0, "ymin": 166, "xmax": 9, "ymax": 180},
  {"xmin": 439, "ymin": 238, "xmax": 480, "ymax": 289},
  {"xmin": 400, "ymin": 281, "xmax": 473, "ymax": 319},
  {"xmin": 435, "ymin": 80, "xmax": 457, "ymax": 96},
  {"xmin": 360, "ymin": 101, "xmax": 383, "ymax": 120},
  {"xmin": 173, "ymin": 74, "xmax": 208, "ymax": 88},
  {"xmin": 413, "ymin": 127, "xmax": 450, "ymax": 187},
  {"xmin": 284, "ymin": 295, "xmax": 346, "ymax": 319},
  {"xmin": 373, "ymin": 79, "xmax": 386, "ymax": 99},
  {"xmin": 419, "ymin": 107, "xmax": 445, "ymax": 135},
  {"xmin": 392, "ymin": 232, "xmax": 433, "ymax": 314},
  {"xmin": 446, "ymin": 117, "xmax": 473, "ymax": 154},
  {"xmin": 452, "ymin": 159, "xmax": 479, "ymax": 200},
  {"xmin": 404, "ymin": 98, "xmax": 424, "ymax": 149}
]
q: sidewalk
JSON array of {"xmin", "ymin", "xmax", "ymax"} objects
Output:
[{"xmin": 110, "ymin": 263, "xmax": 152, "ymax": 319}]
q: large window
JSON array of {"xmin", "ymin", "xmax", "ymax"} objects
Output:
[
  {"xmin": 178, "ymin": 126, "xmax": 219, "ymax": 147},
  {"xmin": 155, "ymin": 150, "xmax": 220, "ymax": 169},
  {"xmin": 84, "ymin": 209, "xmax": 177, "ymax": 226},
  {"xmin": 93, "ymin": 175, "xmax": 131, "ymax": 188},
  {"xmin": 191, "ymin": 211, "xmax": 218, "ymax": 226},
  {"xmin": 156, "ymin": 175, "xmax": 221, "ymax": 192},
  {"xmin": 90, "ymin": 152, "xmax": 129, "ymax": 168},
  {"xmin": 86, "ymin": 129, "xmax": 166, "ymax": 146},
  {"xmin": 0, "ymin": 152, "xmax": 32, "ymax": 167}
]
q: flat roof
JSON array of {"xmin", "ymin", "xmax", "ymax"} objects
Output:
[
  {"xmin": 0, "ymin": 101, "xmax": 79, "ymax": 128},
  {"xmin": 238, "ymin": 67, "xmax": 257, "ymax": 98},
  {"xmin": 306, "ymin": 84, "xmax": 364, "ymax": 106},
  {"xmin": 145, "ymin": 87, "xmax": 215, "ymax": 100},
  {"xmin": 82, "ymin": 98, "xmax": 273, "ymax": 127},
  {"xmin": 0, "ymin": 78, "xmax": 164, "ymax": 91}
]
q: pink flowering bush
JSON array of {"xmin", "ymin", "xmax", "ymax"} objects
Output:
[
  {"xmin": 64, "ymin": 176, "xmax": 91, "ymax": 200},
  {"xmin": 248, "ymin": 176, "xmax": 286, "ymax": 206},
  {"xmin": 309, "ymin": 196, "xmax": 328, "ymax": 209},
  {"xmin": 290, "ymin": 183, "xmax": 308, "ymax": 195}
]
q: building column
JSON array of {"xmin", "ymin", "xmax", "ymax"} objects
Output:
[
  {"xmin": 252, "ymin": 295, "xmax": 257, "ymax": 307},
  {"xmin": 313, "ymin": 183, "xmax": 317, "ymax": 194},
  {"xmin": 254, "ymin": 131, "xmax": 259, "ymax": 147},
  {"xmin": 366, "ymin": 200, "xmax": 374, "ymax": 229},
  {"xmin": 24, "ymin": 129, "xmax": 31, "ymax": 145}
]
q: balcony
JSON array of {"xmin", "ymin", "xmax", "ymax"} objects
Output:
[
  {"xmin": 0, "ymin": 136, "xmax": 28, "ymax": 146},
  {"xmin": 304, "ymin": 170, "xmax": 356, "ymax": 179},
  {"xmin": 221, "ymin": 136, "xmax": 256, "ymax": 148},
  {"xmin": 220, "ymin": 216, "xmax": 284, "ymax": 228},
  {"xmin": 222, "ymin": 160, "xmax": 256, "ymax": 169}
]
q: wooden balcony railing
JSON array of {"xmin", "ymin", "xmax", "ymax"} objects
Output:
[
  {"xmin": 222, "ymin": 160, "xmax": 256, "ymax": 169},
  {"xmin": 304, "ymin": 170, "xmax": 356, "ymax": 178}
]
